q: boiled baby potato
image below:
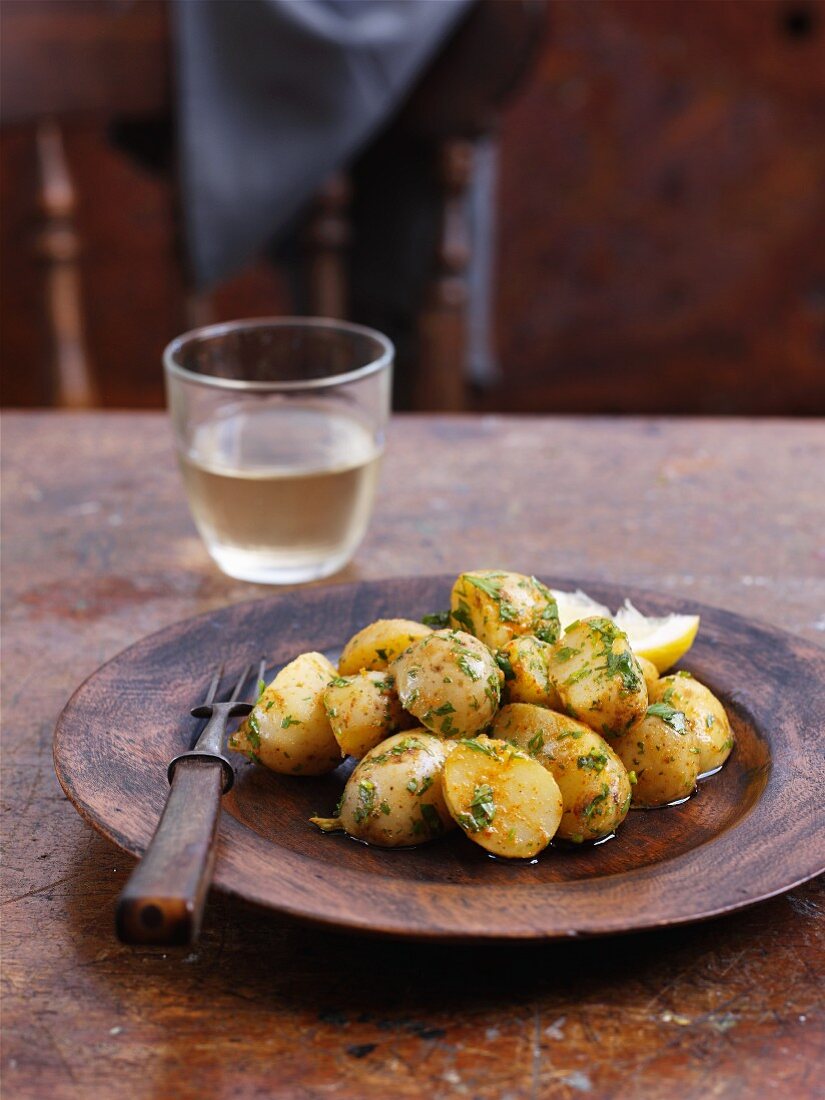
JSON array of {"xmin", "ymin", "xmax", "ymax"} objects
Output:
[
  {"xmin": 391, "ymin": 629, "xmax": 501, "ymax": 737},
  {"xmin": 650, "ymin": 672, "xmax": 733, "ymax": 775},
  {"xmin": 230, "ymin": 652, "xmax": 340, "ymax": 775},
  {"xmin": 443, "ymin": 735, "xmax": 563, "ymax": 858},
  {"xmin": 613, "ymin": 703, "xmax": 700, "ymax": 807},
  {"xmin": 549, "ymin": 617, "xmax": 648, "ymax": 736},
  {"xmin": 310, "ymin": 731, "xmax": 455, "ymax": 847},
  {"xmin": 338, "ymin": 619, "xmax": 432, "ymax": 675},
  {"xmin": 492, "ymin": 704, "xmax": 631, "ymax": 843},
  {"xmin": 637, "ymin": 655, "xmax": 660, "ymax": 693},
  {"xmin": 497, "ymin": 636, "xmax": 562, "ymax": 710},
  {"xmin": 323, "ymin": 671, "xmax": 414, "ymax": 759},
  {"xmin": 450, "ymin": 570, "xmax": 560, "ymax": 650}
]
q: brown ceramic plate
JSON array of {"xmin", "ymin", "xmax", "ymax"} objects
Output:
[{"xmin": 54, "ymin": 575, "xmax": 825, "ymax": 941}]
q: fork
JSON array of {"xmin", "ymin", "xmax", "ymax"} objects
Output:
[{"xmin": 115, "ymin": 658, "xmax": 266, "ymax": 946}]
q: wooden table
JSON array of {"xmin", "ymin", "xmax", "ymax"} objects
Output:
[{"xmin": 2, "ymin": 412, "xmax": 823, "ymax": 1099}]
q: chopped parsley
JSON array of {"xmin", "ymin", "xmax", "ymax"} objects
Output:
[
  {"xmin": 380, "ymin": 801, "xmax": 391, "ymax": 815},
  {"xmin": 420, "ymin": 803, "xmax": 444, "ymax": 836},
  {"xmin": 456, "ymin": 653, "xmax": 481, "ymax": 681},
  {"xmin": 646, "ymin": 702, "xmax": 687, "ymax": 734},
  {"xmin": 527, "ymin": 731, "xmax": 545, "ymax": 756},
  {"xmin": 577, "ymin": 748, "xmax": 608, "ymax": 772},
  {"xmin": 329, "ymin": 676, "xmax": 351, "ymax": 688},
  {"xmin": 496, "ymin": 651, "xmax": 516, "ymax": 681},
  {"xmin": 458, "ymin": 738, "xmax": 499, "ymax": 759},
  {"xmin": 256, "ymin": 679, "xmax": 267, "ymax": 701},
  {"xmin": 451, "ymin": 601, "xmax": 475, "ymax": 633},
  {"xmin": 583, "ymin": 783, "xmax": 610, "ymax": 821},
  {"xmin": 246, "ymin": 713, "xmax": 262, "ymax": 750},
  {"xmin": 422, "ymin": 610, "xmax": 451, "ymax": 628},
  {"xmin": 458, "ymin": 783, "xmax": 496, "ymax": 832},
  {"xmin": 354, "ymin": 780, "xmax": 376, "ymax": 823},
  {"xmin": 281, "ymin": 714, "xmax": 302, "ymax": 729}
]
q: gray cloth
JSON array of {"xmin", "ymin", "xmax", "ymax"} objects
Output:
[{"xmin": 174, "ymin": 0, "xmax": 475, "ymax": 288}]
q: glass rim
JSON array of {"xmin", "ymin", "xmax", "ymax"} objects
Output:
[{"xmin": 163, "ymin": 316, "xmax": 394, "ymax": 393}]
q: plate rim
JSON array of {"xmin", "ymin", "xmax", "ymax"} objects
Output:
[{"xmin": 53, "ymin": 574, "xmax": 825, "ymax": 942}]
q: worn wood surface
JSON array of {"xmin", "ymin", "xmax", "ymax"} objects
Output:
[{"xmin": 2, "ymin": 412, "xmax": 824, "ymax": 1098}]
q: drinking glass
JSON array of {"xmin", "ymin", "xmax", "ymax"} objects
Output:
[{"xmin": 164, "ymin": 318, "xmax": 393, "ymax": 584}]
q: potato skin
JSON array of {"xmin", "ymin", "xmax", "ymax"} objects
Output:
[
  {"xmin": 450, "ymin": 571, "xmax": 560, "ymax": 650},
  {"xmin": 230, "ymin": 652, "xmax": 340, "ymax": 775},
  {"xmin": 442, "ymin": 735, "xmax": 563, "ymax": 858},
  {"xmin": 650, "ymin": 673, "xmax": 733, "ymax": 775},
  {"xmin": 613, "ymin": 708, "xmax": 700, "ymax": 807},
  {"xmin": 323, "ymin": 671, "xmax": 414, "ymax": 759},
  {"xmin": 492, "ymin": 704, "xmax": 631, "ymax": 842},
  {"xmin": 549, "ymin": 617, "xmax": 648, "ymax": 736},
  {"xmin": 338, "ymin": 619, "xmax": 431, "ymax": 675},
  {"xmin": 497, "ymin": 636, "xmax": 562, "ymax": 710},
  {"xmin": 337, "ymin": 732, "xmax": 455, "ymax": 846},
  {"xmin": 637, "ymin": 656, "xmax": 660, "ymax": 693},
  {"xmin": 392, "ymin": 629, "xmax": 501, "ymax": 738}
]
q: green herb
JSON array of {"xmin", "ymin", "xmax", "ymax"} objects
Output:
[
  {"xmin": 607, "ymin": 649, "xmax": 642, "ymax": 692},
  {"xmin": 281, "ymin": 714, "xmax": 302, "ymax": 729},
  {"xmin": 722, "ymin": 737, "xmax": 734, "ymax": 752},
  {"xmin": 458, "ymin": 738, "xmax": 499, "ymax": 759},
  {"xmin": 583, "ymin": 783, "xmax": 610, "ymax": 820},
  {"xmin": 554, "ymin": 646, "xmax": 579, "ymax": 663},
  {"xmin": 368, "ymin": 737, "xmax": 426, "ymax": 765},
  {"xmin": 329, "ymin": 676, "xmax": 350, "ymax": 688},
  {"xmin": 646, "ymin": 702, "xmax": 687, "ymax": 734},
  {"xmin": 256, "ymin": 679, "xmax": 267, "ymax": 701},
  {"xmin": 628, "ymin": 770, "xmax": 638, "ymax": 785},
  {"xmin": 373, "ymin": 678, "xmax": 394, "ymax": 693},
  {"xmin": 431, "ymin": 701, "xmax": 456, "ymax": 716},
  {"xmin": 675, "ymin": 670, "xmax": 693, "ymax": 679},
  {"xmin": 417, "ymin": 775, "xmax": 434, "ymax": 796},
  {"xmin": 464, "ymin": 783, "xmax": 496, "ymax": 831},
  {"xmin": 498, "ymin": 601, "xmax": 520, "ymax": 623},
  {"xmin": 705, "ymin": 714, "xmax": 715, "ymax": 729},
  {"xmin": 265, "ymin": 700, "xmax": 275, "ymax": 710},
  {"xmin": 451, "ymin": 601, "xmax": 475, "ymax": 633},
  {"xmin": 527, "ymin": 731, "xmax": 544, "ymax": 756},
  {"xmin": 406, "ymin": 778, "xmax": 418, "ymax": 792},
  {"xmin": 457, "ymin": 654, "xmax": 481, "ymax": 681},
  {"xmin": 496, "ymin": 651, "xmax": 516, "ymax": 681},
  {"xmin": 420, "ymin": 803, "xmax": 444, "ymax": 836},
  {"xmin": 577, "ymin": 748, "xmax": 608, "ymax": 772},
  {"xmin": 660, "ymin": 685, "xmax": 676, "ymax": 704},
  {"xmin": 441, "ymin": 715, "xmax": 457, "ymax": 736},
  {"xmin": 380, "ymin": 801, "xmax": 391, "ymax": 815},
  {"xmin": 563, "ymin": 665, "xmax": 592, "ymax": 686},
  {"xmin": 354, "ymin": 779, "xmax": 376, "ymax": 823},
  {"xmin": 245, "ymin": 750, "xmax": 262, "ymax": 766},
  {"xmin": 466, "ymin": 574, "xmax": 505, "ymax": 600},
  {"xmin": 246, "ymin": 713, "xmax": 262, "ymax": 750},
  {"xmin": 557, "ymin": 728, "xmax": 584, "ymax": 740},
  {"xmin": 422, "ymin": 610, "xmax": 451, "ymax": 628}
]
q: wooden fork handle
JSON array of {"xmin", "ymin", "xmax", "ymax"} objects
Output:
[{"xmin": 115, "ymin": 757, "xmax": 224, "ymax": 946}]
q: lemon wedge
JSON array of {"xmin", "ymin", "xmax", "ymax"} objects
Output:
[
  {"xmin": 552, "ymin": 588, "xmax": 611, "ymax": 630},
  {"xmin": 613, "ymin": 600, "xmax": 699, "ymax": 673},
  {"xmin": 551, "ymin": 589, "xmax": 700, "ymax": 673}
]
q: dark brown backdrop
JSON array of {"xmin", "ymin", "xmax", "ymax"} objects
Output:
[{"xmin": 2, "ymin": 0, "xmax": 824, "ymax": 412}]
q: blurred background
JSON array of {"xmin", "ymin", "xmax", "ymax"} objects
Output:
[{"xmin": 1, "ymin": 0, "xmax": 824, "ymax": 415}]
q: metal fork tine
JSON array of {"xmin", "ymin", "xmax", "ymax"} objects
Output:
[
  {"xmin": 228, "ymin": 662, "xmax": 255, "ymax": 703},
  {"xmin": 203, "ymin": 663, "xmax": 224, "ymax": 706}
]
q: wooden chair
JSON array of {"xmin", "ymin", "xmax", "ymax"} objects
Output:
[{"xmin": 0, "ymin": 0, "xmax": 546, "ymax": 410}]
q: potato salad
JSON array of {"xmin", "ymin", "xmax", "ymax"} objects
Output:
[{"xmin": 229, "ymin": 569, "xmax": 733, "ymax": 859}]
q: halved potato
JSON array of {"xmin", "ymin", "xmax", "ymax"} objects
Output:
[
  {"xmin": 323, "ymin": 671, "xmax": 414, "ymax": 759},
  {"xmin": 230, "ymin": 651, "xmax": 340, "ymax": 775},
  {"xmin": 497, "ymin": 635, "xmax": 561, "ymax": 709},
  {"xmin": 492, "ymin": 704, "xmax": 631, "ymax": 842},
  {"xmin": 450, "ymin": 571, "xmax": 560, "ymax": 650},
  {"xmin": 391, "ymin": 629, "xmax": 501, "ymax": 737},
  {"xmin": 549, "ymin": 617, "xmax": 648, "ymax": 736},
  {"xmin": 338, "ymin": 619, "xmax": 432, "ymax": 675},
  {"xmin": 442, "ymin": 735, "xmax": 563, "ymax": 858},
  {"xmin": 613, "ymin": 705, "xmax": 700, "ymax": 807},
  {"xmin": 311, "ymin": 731, "xmax": 455, "ymax": 847}
]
